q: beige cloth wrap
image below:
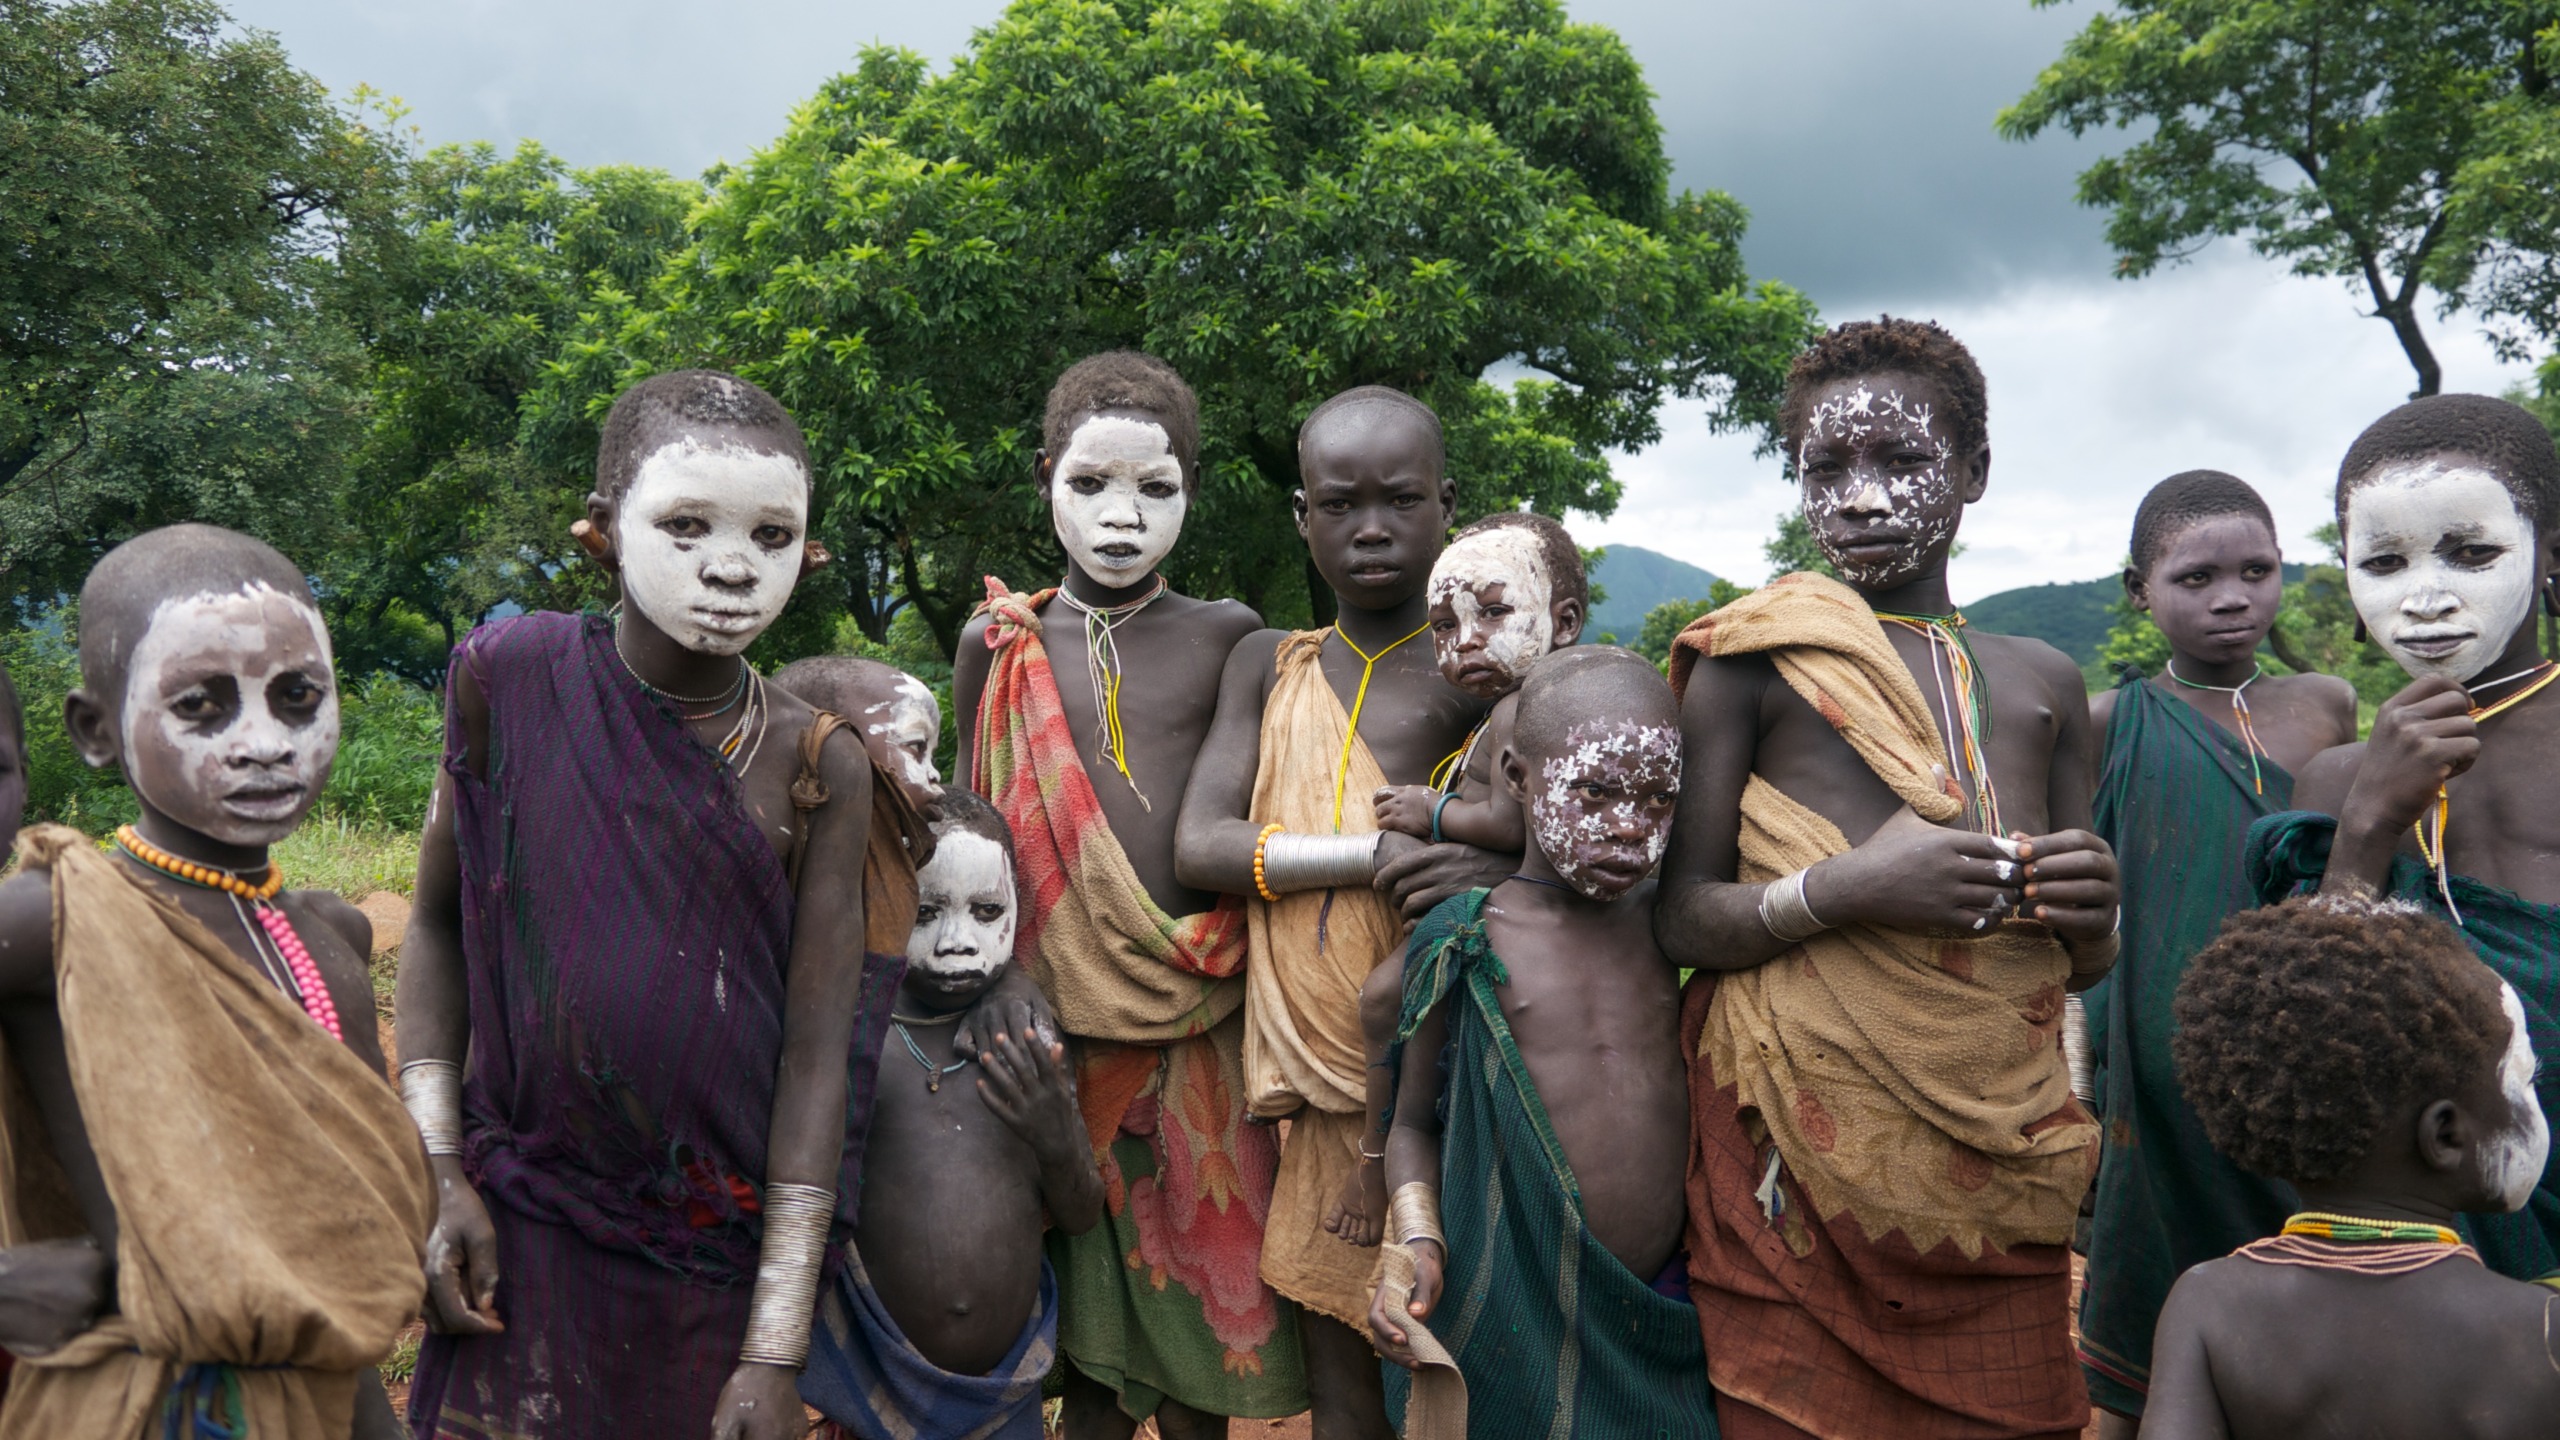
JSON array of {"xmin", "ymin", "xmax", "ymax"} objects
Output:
[
  {"xmin": 1375, "ymin": 1242, "xmax": 1466, "ymax": 1440},
  {"xmin": 1245, "ymin": 630, "xmax": 1404, "ymax": 1325},
  {"xmin": 1671, "ymin": 574, "xmax": 2098, "ymax": 1257},
  {"xmin": 0, "ymin": 825, "xmax": 433, "ymax": 1439}
]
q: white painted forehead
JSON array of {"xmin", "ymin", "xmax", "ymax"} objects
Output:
[
  {"xmin": 1059, "ymin": 414, "xmax": 1175, "ymax": 457},
  {"xmin": 627, "ymin": 435, "xmax": 810, "ymax": 490},
  {"xmin": 2349, "ymin": 460, "xmax": 2530, "ymax": 517},
  {"xmin": 1430, "ymin": 528, "xmax": 1552, "ymax": 592},
  {"xmin": 893, "ymin": 674, "xmax": 934, "ymax": 704},
  {"xmin": 137, "ymin": 580, "xmax": 326, "ymax": 646}
]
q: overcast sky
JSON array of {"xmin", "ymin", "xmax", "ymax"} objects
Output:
[{"xmin": 235, "ymin": 0, "xmax": 2534, "ymax": 600}]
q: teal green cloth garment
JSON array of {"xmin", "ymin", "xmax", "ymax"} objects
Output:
[
  {"xmin": 2249, "ymin": 810, "xmax": 2560, "ymax": 1281},
  {"xmin": 2076, "ymin": 677, "xmax": 2300, "ymax": 1418},
  {"xmin": 1380, "ymin": 890, "xmax": 1717, "ymax": 1439}
]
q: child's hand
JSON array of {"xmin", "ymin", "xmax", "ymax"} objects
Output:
[
  {"xmin": 2015, "ymin": 829, "xmax": 2119, "ymax": 943},
  {"xmin": 2343, "ymin": 675, "xmax": 2479, "ymax": 837},
  {"xmin": 708, "ymin": 1360, "xmax": 803, "ymax": 1440},
  {"xmin": 1368, "ymin": 1240, "xmax": 1444, "ymax": 1369},
  {"xmin": 1372, "ymin": 785, "xmax": 1440, "ymax": 839},
  {"xmin": 1323, "ymin": 1145, "xmax": 1388, "ymax": 1248},
  {"xmin": 979, "ymin": 1026, "xmax": 1084, "ymax": 1163},
  {"xmin": 952, "ymin": 970, "xmax": 1059, "ymax": 1060},
  {"xmin": 1820, "ymin": 806, "xmax": 2026, "ymax": 936},
  {"xmin": 422, "ymin": 1161, "xmax": 505, "ymax": 1335}
]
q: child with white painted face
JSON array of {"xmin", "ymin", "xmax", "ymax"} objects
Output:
[
  {"xmin": 0, "ymin": 524, "xmax": 429, "ymax": 1438},
  {"xmin": 773, "ymin": 654, "xmax": 945, "ymax": 809},
  {"xmin": 2275, "ymin": 393, "xmax": 2560, "ymax": 1284},
  {"xmin": 2143, "ymin": 896, "xmax": 2559, "ymax": 1440},
  {"xmin": 1367, "ymin": 647, "xmax": 1715, "ymax": 1434},
  {"xmin": 1327, "ymin": 513, "xmax": 1586, "ymax": 1247},
  {"xmin": 799, "ymin": 791, "xmax": 1101, "ymax": 1440}
]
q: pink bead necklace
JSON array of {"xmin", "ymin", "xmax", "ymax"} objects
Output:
[{"xmin": 112, "ymin": 826, "xmax": 345, "ymax": 1043}]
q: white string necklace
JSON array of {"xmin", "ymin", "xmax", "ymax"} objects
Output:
[{"xmin": 1056, "ymin": 576, "xmax": 1169, "ymax": 809}]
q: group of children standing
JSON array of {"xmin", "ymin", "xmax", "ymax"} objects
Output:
[{"xmin": 0, "ymin": 316, "xmax": 2549, "ymax": 1440}]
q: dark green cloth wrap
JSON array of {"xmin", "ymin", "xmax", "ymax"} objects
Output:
[
  {"xmin": 2248, "ymin": 809, "xmax": 2560, "ymax": 1282},
  {"xmin": 1381, "ymin": 890, "xmax": 1717, "ymax": 1439},
  {"xmin": 2076, "ymin": 677, "xmax": 2300, "ymax": 1418}
]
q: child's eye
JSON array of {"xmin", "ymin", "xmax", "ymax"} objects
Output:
[
  {"xmin": 272, "ymin": 676, "xmax": 326, "ymax": 711},
  {"xmin": 659, "ymin": 516, "xmax": 709, "ymax": 538},
  {"xmin": 1140, "ymin": 481, "xmax": 1178, "ymax": 500},
  {"xmin": 1482, "ymin": 604, "xmax": 1513, "ymax": 619},
  {"xmin": 2449, "ymin": 543, "xmax": 2509, "ymax": 567},
  {"xmin": 1069, "ymin": 475, "xmax": 1105, "ymax": 495},
  {"xmin": 1890, "ymin": 449, "xmax": 1936, "ymax": 468},
  {"xmin": 1391, "ymin": 494, "xmax": 1422, "ymax": 509},
  {"xmin": 970, "ymin": 903, "xmax": 1008, "ymax": 923},
  {"xmin": 2358, "ymin": 554, "xmax": 2407, "ymax": 575},
  {"xmin": 905, "ymin": 740, "xmax": 929, "ymax": 758},
  {"xmin": 753, "ymin": 524, "xmax": 795, "ymax": 548},
  {"xmin": 2244, "ymin": 564, "xmax": 2272, "ymax": 581},
  {"xmin": 914, "ymin": 904, "xmax": 941, "ymax": 924},
  {"xmin": 1577, "ymin": 782, "xmax": 1612, "ymax": 801},
  {"xmin": 1320, "ymin": 499, "xmax": 1352, "ymax": 515},
  {"xmin": 171, "ymin": 690, "xmax": 222, "ymax": 721}
]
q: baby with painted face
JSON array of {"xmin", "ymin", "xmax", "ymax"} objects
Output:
[
  {"xmin": 802, "ymin": 791, "xmax": 1102, "ymax": 1440},
  {"xmin": 2142, "ymin": 895, "xmax": 2559, "ymax": 1440},
  {"xmin": 1367, "ymin": 647, "xmax": 1714, "ymax": 1433},
  {"xmin": 0, "ymin": 524, "xmax": 429, "ymax": 1438}
]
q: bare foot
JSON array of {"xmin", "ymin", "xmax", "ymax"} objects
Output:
[{"xmin": 1324, "ymin": 1153, "xmax": 1382, "ymax": 1247}]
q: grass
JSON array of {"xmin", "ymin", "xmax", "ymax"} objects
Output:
[{"xmin": 272, "ymin": 810, "xmax": 420, "ymax": 900}]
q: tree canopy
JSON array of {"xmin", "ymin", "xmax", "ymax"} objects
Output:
[
  {"xmin": 540, "ymin": 0, "xmax": 1817, "ymax": 651},
  {"xmin": 2000, "ymin": 0, "xmax": 2560, "ymax": 397}
]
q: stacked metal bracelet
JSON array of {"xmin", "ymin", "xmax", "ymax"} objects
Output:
[
  {"xmin": 1258, "ymin": 831, "xmax": 1383, "ymax": 896},
  {"xmin": 1757, "ymin": 867, "xmax": 1829, "ymax": 944},
  {"xmin": 398, "ymin": 1058, "xmax": 466, "ymax": 1158},
  {"xmin": 737, "ymin": 1181, "xmax": 836, "ymax": 1368},
  {"xmin": 1389, "ymin": 1181, "xmax": 1444, "ymax": 1252}
]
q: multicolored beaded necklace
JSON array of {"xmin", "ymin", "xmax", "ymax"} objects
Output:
[
  {"xmin": 1056, "ymin": 575, "xmax": 1169, "ymax": 810},
  {"xmin": 2235, "ymin": 1210, "xmax": 2480, "ymax": 1278},
  {"xmin": 1875, "ymin": 609, "xmax": 2004, "ymax": 835},
  {"xmin": 2411, "ymin": 659, "xmax": 2560, "ymax": 926},
  {"xmin": 113, "ymin": 826, "xmax": 344, "ymax": 1043}
]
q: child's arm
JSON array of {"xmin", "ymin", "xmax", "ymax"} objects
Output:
[
  {"xmin": 1174, "ymin": 632, "xmax": 1290, "ymax": 895},
  {"xmin": 975, "ymin": 1018, "xmax": 1105, "ymax": 1237},
  {"xmin": 951, "ymin": 612, "xmax": 996, "ymax": 792},
  {"xmin": 2018, "ymin": 650, "xmax": 2121, "ymax": 990},
  {"xmin": 2140, "ymin": 1269, "xmax": 2235, "ymax": 1440},
  {"xmin": 1367, "ymin": 991, "xmax": 1449, "ymax": 1370},
  {"xmin": 712, "ymin": 724, "xmax": 874, "ymax": 1440},
  {"xmin": 1326, "ymin": 955, "xmax": 1404, "ymax": 1247},
  {"xmin": 2309, "ymin": 675, "xmax": 2477, "ymax": 898}
]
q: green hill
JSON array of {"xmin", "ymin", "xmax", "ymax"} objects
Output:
[{"xmin": 1587, "ymin": 545, "xmax": 1719, "ymax": 644}]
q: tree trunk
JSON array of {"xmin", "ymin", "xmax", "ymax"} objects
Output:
[
  {"xmin": 2266, "ymin": 617, "xmax": 2319, "ymax": 677},
  {"xmin": 845, "ymin": 540, "xmax": 891, "ymax": 646},
  {"xmin": 896, "ymin": 534, "xmax": 960, "ymax": 660},
  {"xmin": 2378, "ymin": 299, "xmax": 2443, "ymax": 399},
  {"xmin": 1305, "ymin": 555, "xmax": 1337, "ymax": 627}
]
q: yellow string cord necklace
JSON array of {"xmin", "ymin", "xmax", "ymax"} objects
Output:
[
  {"xmin": 1056, "ymin": 576, "xmax": 1170, "ymax": 810},
  {"xmin": 1329, "ymin": 620, "xmax": 1432, "ymax": 831},
  {"xmin": 2413, "ymin": 659, "xmax": 2560, "ymax": 925},
  {"xmin": 1428, "ymin": 716, "xmax": 1489, "ymax": 794}
]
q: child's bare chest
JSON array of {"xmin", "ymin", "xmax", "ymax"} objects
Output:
[
  {"xmin": 1317, "ymin": 644, "xmax": 1481, "ymax": 787},
  {"xmin": 1044, "ymin": 603, "xmax": 1230, "ymax": 904},
  {"xmin": 2438, "ymin": 704, "xmax": 2560, "ymax": 907}
]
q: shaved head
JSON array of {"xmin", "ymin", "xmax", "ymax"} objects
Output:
[
  {"xmin": 78, "ymin": 525, "xmax": 315, "ymax": 710},
  {"xmin": 1512, "ymin": 645, "xmax": 1677, "ymax": 759},
  {"xmin": 1298, "ymin": 385, "xmax": 1445, "ymax": 471}
]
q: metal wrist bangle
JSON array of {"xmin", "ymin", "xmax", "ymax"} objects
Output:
[
  {"xmin": 1758, "ymin": 867, "xmax": 1829, "ymax": 944},
  {"xmin": 1259, "ymin": 831, "xmax": 1383, "ymax": 894},
  {"xmin": 398, "ymin": 1059, "xmax": 466, "ymax": 1157},
  {"xmin": 1389, "ymin": 1181, "xmax": 1444, "ymax": 1251},
  {"xmin": 737, "ymin": 1182, "xmax": 834, "ymax": 1368}
]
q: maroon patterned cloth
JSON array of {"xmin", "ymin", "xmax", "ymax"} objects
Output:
[{"xmin": 408, "ymin": 611, "xmax": 901, "ymax": 1439}]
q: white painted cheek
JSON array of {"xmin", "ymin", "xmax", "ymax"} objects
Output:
[
  {"xmin": 907, "ymin": 834, "xmax": 1016, "ymax": 978},
  {"xmin": 614, "ymin": 443, "xmax": 808, "ymax": 656},
  {"xmin": 2482, "ymin": 984, "xmax": 2550, "ymax": 1212}
]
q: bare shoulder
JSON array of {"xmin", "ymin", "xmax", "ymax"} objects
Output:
[
  {"xmin": 2088, "ymin": 683, "xmax": 2121, "ymax": 738},
  {"xmin": 2285, "ymin": 671, "xmax": 2360, "ymax": 737},
  {"xmin": 1165, "ymin": 592, "xmax": 1264, "ymax": 644},
  {"xmin": 957, "ymin": 612, "xmax": 996, "ymax": 654},
  {"xmin": 1972, "ymin": 631, "xmax": 2087, "ymax": 701},
  {"xmin": 0, "ymin": 869, "xmax": 55, "ymax": 999},
  {"xmin": 294, "ymin": 889, "xmax": 372, "ymax": 961},
  {"xmin": 1219, "ymin": 627, "xmax": 1292, "ymax": 699},
  {"xmin": 2293, "ymin": 739, "xmax": 2368, "ymax": 815},
  {"xmin": 1487, "ymin": 691, "xmax": 1520, "ymax": 739}
]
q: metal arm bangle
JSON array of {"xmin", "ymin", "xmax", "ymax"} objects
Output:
[
  {"xmin": 737, "ymin": 1181, "xmax": 835, "ymax": 1368},
  {"xmin": 1259, "ymin": 831, "xmax": 1383, "ymax": 894},
  {"xmin": 1757, "ymin": 866, "xmax": 1829, "ymax": 944},
  {"xmin": 1388, "ymin": 1181, "xmax": 1444, "ymax": 1252},
  {"xmin": 398, "ymin": 1058, "xmax": 466, "ymax": 1158}
]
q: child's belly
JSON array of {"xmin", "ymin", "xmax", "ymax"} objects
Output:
[
  {"xmin": 853, "ymin": 1095, "xmax": 1048, "ymax": 1375},
  {"xmin": 1507, "ymin": 1020, "xmax": 1690, "ymax": 1279}
]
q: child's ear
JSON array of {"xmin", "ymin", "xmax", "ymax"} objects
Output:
[
  {"xmin": 2540, "ymin": 527, "xmax": 2560, "ymax": 619},
  {"xmin": 1438, "ymin": 477, "xmax": 1458, "ymax": 526},
  {"xmin": 1551, "ymin": 594, "xmax": 1585, "ymax": 648},
  {"xmin": 1034, "ymin": 449, "xmax": 1055, "ymax": 496},
  {"xmin": 1498, "ymin": 744, "xmax": 1531, "ymax": 805},
  {"xmin": 2122, "ymin": 567, "xmax": 2151, "ymax": 615},
  {"xmin": 1960, "ymin": 443, "xmax": 1992, "ymax": 504},
  {"xmin": 576, "ymin": 492, "xmax": 619, "ymax": 571},
  {"xmin": 61, "ymin": 690, "xmax": 118, "ymax": 772},
  {"xmin": 2414, "ymin": 1096, "xmax": 2472, "ymax": 1175},
  {"xmin": 1292, "ymin": 489, "xmax": 1311, "ymax": 541}
]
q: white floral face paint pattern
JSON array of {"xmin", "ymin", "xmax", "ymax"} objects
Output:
[
  {"xmin": 2344, "ymin": 463, "xmax": 2540, "ymax": 685},
  {"xmin": 907, "ymin": 830, "xmax": 1017, "ymax": 981},
  {"xmin": 2480, "ymin": 981, "xmax": 2550, "ymax": 1212},
  {"xmin": 614, "ymin": 438, "xmax": 809, "ymax": 657},
  {"xmin": 1526, "ymin": 719, "xmax": 1681, "ymax": 900},
  {"xmin": 1428, "ymin": 528, "xmax": 1555, "ymax": 698},
  {"xmin": 1796, "ymin": 381, "xmax": 1963, "ymax": 587},
  {"xmin": 1050, "ymin": 415, "xmax": 1188, "ymax": 581},
  {"xmin": 120, "ymin": 583, "xmax": 339, "ymax": 847},
  {"xmin": 863, "ymin": 673, "xmax": 942, "ymax": 789}
]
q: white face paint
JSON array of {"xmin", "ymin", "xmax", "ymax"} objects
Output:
[
  {"xmin": 862, "ymin": 673, "xmax": 942, "ymax": 788},
  {"xmin": 1428, "ymin": 528, "xmax": 1556, "ymax": 698},
  {"xmin": 906, "ymin": 830, "xmax": 1017, "ymax": 981},
  {"xmin": 613, "ymin": 437, "xmax": 809, "ymax": 656},
  {"xmin": 2479, "ymin": 980, "xmax": 2550, "ymax": 1213},
  {"xmin": 1796, "ymin": 381, "xmax": 1964, "ymax": 587},
  {"xmin": 2344, "ymin": 463, "xmax": 2541, "ymax": 685},
  {"xmin": 1049, "ymin": 414, "xmax": 1188, "ymax": 580},
  {"xmin": 119, "ymin": 583, "xmax": 339, "ymax": 847},
  {"xmin": 1525, "ymin": 718, "xmax": 1681, "ymax": 900}
]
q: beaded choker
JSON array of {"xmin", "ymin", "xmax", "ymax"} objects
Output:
[
  {"xmin": 114, "ymin": 826, "xmax": 344, "ymax": 1043},
  {"xmin": 2282, "ymin": 1210, "xmax": 2462, "ymax": 1246},
  {"xmin": 2411, "ymin": 660, "xmax": 2560, "ymax": 926}
]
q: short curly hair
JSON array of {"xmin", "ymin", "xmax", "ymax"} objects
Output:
[
  {"xmin": 1042, "ymin": 351, "xmax": 1202, "ymax": 492},
  {"xmin": 2337, "ymin": 393, "xmax": 2560, "ymax": 534},
  {"xmin": 927, "ymin": 785, "xmax": 1014, "ymax": 855},
  {"xmin": 1777, "ymin": 317, "xmax": 1988, "ymax": 465},
  {"xmin": 2128, "ymin": 470, "xmax": 2277, "ymax": 579},
  {"xmin": 1445, "ymin": 511, "xmax": 1589, "ymax": 621},
  {"xmin": 2173, "ymin": 895, "xmax": 2513, "ymax": 1185},
  {"xmin": 595, "ymin": 370, "xmax": 811, "ymax": 502}
]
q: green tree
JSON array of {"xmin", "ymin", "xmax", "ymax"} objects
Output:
[
  {"xmin": 2000, "ymin": 1, "xmax": 2560, "ymax": 397},
  {"xmin": 542, "ymin": 0, "xmax": 1817, "ymax": 654},
  {"xmin": 1762, "ymin": 508, "xmax": 1838, "ymax": 580},
  {"xmin": 322, "ymin": 134, "xmax": 699, "ymax": 680},
  {"xmin": 0, "ymin": 0, "xmax": 361, "ymax": 498}
]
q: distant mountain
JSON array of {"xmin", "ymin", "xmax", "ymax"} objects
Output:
[
  {"xmin": 1965, "ymin": 564, "xmax": 2308, "ymax": 664},
  {"xmin": 1587, "ymin": 546, "xmax": 1719, "ymax": 644}
]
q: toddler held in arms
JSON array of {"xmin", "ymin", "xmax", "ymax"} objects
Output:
[
  {"xmin": 2143, "ymin": 895, "xmax": 2558, "ymax": 1440},
  {"xmin": 1331, "ymin": 513, "xmax": 1587, "ymax": 1247},
  {"xmin": 802, "ymin": 791, "xmax": 1103, "ymax": 1440}
]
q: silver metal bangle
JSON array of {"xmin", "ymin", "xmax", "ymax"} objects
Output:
[
  {"xmin": 737, "ymin": 1181, "xmax": 835, "ymax": 1368},
  {"xmin": 398, "ymin": 1059, "xmax": 466, "ymax": 1158},
  {"xmin": 2061, "ymin": 992, "xmax": 2096, "ymax": 1104},
  {"xmin": 1757, "ymin": 867, "xmax": 1829, "ymax": 944},
  {"xmin": 1259, "ymin": 831, "xmax": 1382, "ymax": 894}
]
